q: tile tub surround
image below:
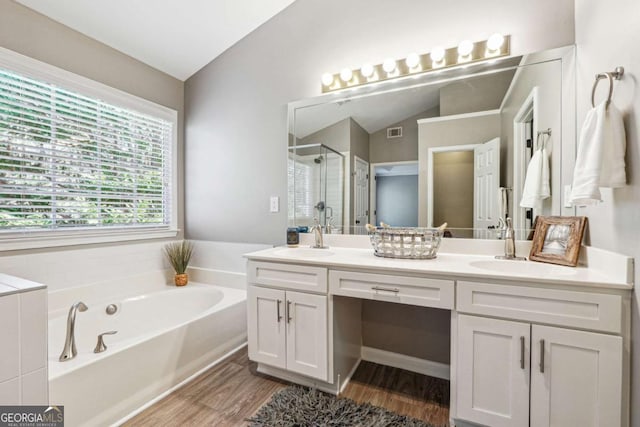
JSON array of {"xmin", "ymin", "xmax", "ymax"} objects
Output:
[
  {"xmin": 0, "ymin": 239, "xmax": 271, "ymax": 294},
  {"xmin": 0, "ymin": 276, "xmax": 48, "ymax": 406}
]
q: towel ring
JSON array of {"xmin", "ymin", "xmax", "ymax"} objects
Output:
[{"xmin": 591, "ymin": 66, "xmax": 624, "ymax": 108}]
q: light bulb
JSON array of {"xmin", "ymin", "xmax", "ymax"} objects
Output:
[
  {"xmin": 405, "ymin": 52, "xmax": 420, "ymax": 69},
  {"xmin": 458, "ymin": 40, "xmax": 474, "ymax": 57},
  {"xmin": 430, "ymin": 46, "xmax": 445, "ymax": 63},
  {"xmin": 361, "ymin": 63, "xmax": 374, "ymax": 78},
  {"xmin": 340, "ymin": 68, "xmax": 353, "ymax": 82},
  {"xmin": 382, "ymin": 58, "xmax": 396, "ymax": 73},
  {"xmin": 487, "ymin": 33, "xmax": 505, "ymax": 51},
  {"xmin": 321, "ymin": 73, "xmax": 334, "ymax": 86}
]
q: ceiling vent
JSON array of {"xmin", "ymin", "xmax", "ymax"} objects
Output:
[{"xmin": 386, "ymin": 126, "xmax": 403, "ymax": 139}]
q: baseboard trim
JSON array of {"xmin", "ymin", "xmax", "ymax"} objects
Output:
[
  {"xmin": 257, "ymin": 364, "xmax": 340, "ymax": 395},
  {"xmin": 339, "ymin": 357, "xmax": 362, "ymax": 395},
  {"xmin": 361, "ymin": 346, "xmax": 450, "ymax": 380}
]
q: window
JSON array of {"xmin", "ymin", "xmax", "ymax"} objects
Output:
[{"xmin": 0, "ymin": 48, "xmax": 177, "ymax": 249}]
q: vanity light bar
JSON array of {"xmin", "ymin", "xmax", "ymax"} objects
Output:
[{"xmin": 321, "ymin": 34, "xmax": 511, "ymax": 93}]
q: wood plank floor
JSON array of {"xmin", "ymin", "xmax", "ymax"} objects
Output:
[{"xmin": 125, "ymin": 347, "xmax": 450, "ymax": 427}]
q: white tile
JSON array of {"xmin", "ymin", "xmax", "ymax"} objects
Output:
[
  {"xmin": 0, "ymin": 377, "xmax": 19, "ymax": 405},
  {"xmin": 20, "ymin": 290, "xmax": 48, "ymax": 374},
  {"xmin": 0, "ymin": 294, "xmax": 19, "ymax": 383},
  {"xmin": 21, "ymin": 368, "xmax": 48, "ymax": 405},
  {"xmin": 0, "ymin": 283, "xmax": 17, "ymax": 296}
]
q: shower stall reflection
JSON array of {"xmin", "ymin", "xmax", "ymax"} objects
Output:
[{"xmin": 288, "ymin": 143, "xmax": 344, "ymax": 233}]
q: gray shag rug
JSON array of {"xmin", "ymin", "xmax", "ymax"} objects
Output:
[{"xmin": 248, "ymin": 386, "xmax": 436, "ymax": 427}]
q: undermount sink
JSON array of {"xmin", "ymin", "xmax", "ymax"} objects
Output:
[
  {"xmin": 274, "ymin": 247, "xmax": 336, "ymax": 258},
  {"xmin": 469, "ymin": 259, "xmax": 577, "ymax": 277}
]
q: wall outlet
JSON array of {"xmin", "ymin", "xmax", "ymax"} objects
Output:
[{"xmin": 270, "ymin": 196, "xmax": 280, "ymax": 213}]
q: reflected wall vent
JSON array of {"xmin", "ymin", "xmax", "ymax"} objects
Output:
[{"xmin": 386, "ymin": 126, "xmax": 403, "ymax": 139}]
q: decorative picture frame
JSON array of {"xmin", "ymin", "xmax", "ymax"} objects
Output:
[{"xmin": 529, "ymin": 216, "xmax": 588, "ymax": 267}]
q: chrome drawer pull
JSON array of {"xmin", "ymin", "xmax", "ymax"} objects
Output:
[
  {"xmin": 540, "ymin": 339, "xmax": 545, "ymax": 373},
  {"xmin": 520, "ymin": 336, "xmax": 525, "ymax": 370},
  {"xmin": 277, "ymin": 299, "xmax": 282, "ymax": 322},
  {"xmin": 372, "ymin": 286, "xmax": 400, "ymax": 293},
  {"xmin": 287, "ymin": 300, "xmax": 292, "ymax": 323}
]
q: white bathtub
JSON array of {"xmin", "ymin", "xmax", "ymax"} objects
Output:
[{"xmin": 47, "ymin": 273, "xmax": 247, "ymax": 426}]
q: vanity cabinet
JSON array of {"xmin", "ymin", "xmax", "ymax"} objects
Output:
[
  {"xmin": 457, "ymin": 314, "xmax": 622, "ymax": 427},
  {"xmin": 247, "ymin": 285, "xmax": 328, "ymax": 381}
]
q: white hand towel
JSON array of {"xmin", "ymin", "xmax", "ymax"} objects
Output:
[
  {"xmin": 570, "ymin": 101, "xmax": 626, "ymax": 206},
  {"xmin": 520, "ymin": 145, "xmax": 550, "ymax": 210}
]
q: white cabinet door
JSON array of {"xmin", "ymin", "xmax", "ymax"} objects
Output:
[
  {"xmin": 285, "ymin": 290, "xmax": 328, "ymax": 381},
  {"xmin": 247, "ymin": 286, "xmax": 286, "ymax": 369},
  {"xmin": 457, "ymin": 314, "xmax": 530, "ymax": 427},
  {"xmin": 530, "ymin": 325, "xmax": 623, "ymax": 427}
]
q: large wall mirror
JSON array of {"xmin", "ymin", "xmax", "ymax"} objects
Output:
[{"xmin": 288, "ymin": 46, "xmax": 575, "ymax": 238}]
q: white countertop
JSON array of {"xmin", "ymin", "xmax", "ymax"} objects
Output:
[{"xmin": 245, "ymin": 245, "xmax": 633, "ymax": 290}]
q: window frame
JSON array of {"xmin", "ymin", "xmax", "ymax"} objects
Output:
[{"xmin": 0, "ymin": 47, "xmax": 179, "ymax": 250}]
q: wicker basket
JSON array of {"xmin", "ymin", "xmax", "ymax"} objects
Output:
[{"xmin": 368, "ymin": 227, "xmax": 443, "ymax": 259}]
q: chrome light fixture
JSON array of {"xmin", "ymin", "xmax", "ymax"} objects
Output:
[{"xmin": 320, "ymin": 34, "xmax": 510, "ymax": 93}]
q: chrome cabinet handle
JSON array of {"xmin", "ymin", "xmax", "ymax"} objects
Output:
[
  {"xmin": 276, "ymin": 299, "xmax": 282, "ymax": 322},
  {"xmin": 371, "ymin": 286, "xmax": 400, "ymax": 293},
  {"xmin": 539, "ymin": 339, "xmax": 545, "ymax": 373},
  {"xmin": 286, "ymin": 300, "xmax": 292, "ymax": 323},
  {"xmin": 520, "ymin": 336, "xmax": 525, "ymax": 370}
]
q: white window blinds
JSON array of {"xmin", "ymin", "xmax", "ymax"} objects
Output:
[{"xmin": 0, "ymin": 67, "xmax": 173, "ymax": 233}]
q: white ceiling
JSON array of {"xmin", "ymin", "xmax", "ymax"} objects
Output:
[{"xmin": 16, "ymin": 0, "xmax": 297, "ymax": 80}]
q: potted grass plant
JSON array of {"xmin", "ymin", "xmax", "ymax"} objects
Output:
[{"xmin": 164, "ymin": 240, "xmax": 194, "ymax": 286}]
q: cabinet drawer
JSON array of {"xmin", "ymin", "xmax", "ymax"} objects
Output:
[
  {"xmin": 457, "ymin": 281, "xmax": 622, "ymax": 333},
  {"xmin": 248, "ymin": 261, "xmax": 327, "ymax": 293},
  {"xmin": 329, "ymin": 270, "xmax": 454, "ymax": 309}
]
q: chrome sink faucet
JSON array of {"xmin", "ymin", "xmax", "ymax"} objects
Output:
[
  {"xmin": 496, "ymin": 218, "xmax": 526, "ymax": 261},
  {"xmin": 59, "ymin": 302, "xmax": 88, "ymax": 362},
  {"xmin": 310, "ymin": 217, "xmax": 327, "ymax": 249}
]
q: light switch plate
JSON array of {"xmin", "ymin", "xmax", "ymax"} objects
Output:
[
  {"xmin": 563, "ymin": 185, "xmax": 573, "ymax": 208},
  {"xmin": 270, "ymin": 196, "xmax": 280, "ymax": 213}
]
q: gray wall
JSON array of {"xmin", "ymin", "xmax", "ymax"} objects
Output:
[
  {"xmin": 440, "ymin": 69, "xmax": 516, "ymax": 116},
  {"xmin": 0, "ymin": 0, "xmax": 185, "ymax": 238},
  {"xmin": 375, "ymin": 175, "xmax": 418, "ymax": 227},
  {"xmin": 299, "ymin": 118, "xmax": 350, "ymax": 153},
  {"xmin": 369, "ymin": 107, "xmax": 439, "ymax": 164},
  {"xmin": 575, "ymin": 2, "xmax": 640, "ymax": 425},
  {"xmin": 418, "ymin": 113, "xmax": 502, "ymax": 226},
  {"xmin": 184, "ymin": 0, "xmax": 575, "ymax": 244},
  {"xmin": 500, "ymin": 59, "xmax": 562, "ymax": 219}
]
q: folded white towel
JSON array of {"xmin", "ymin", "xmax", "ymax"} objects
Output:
[
  {"xmin": 520, "ymin": 144, "xmax": 550, "ymax": 210},
  {"xmin": 570, "ymin": 101, "xmax": 626, "ymax": 206}
]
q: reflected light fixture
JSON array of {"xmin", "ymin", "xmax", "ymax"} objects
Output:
[{"xmin": 321, "ymin": 34, "xmax": 510, "ymax": 93}]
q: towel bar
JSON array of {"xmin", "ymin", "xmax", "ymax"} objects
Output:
[{"xmin": 591, "ymin": 66, "xmax": 624, "ymax": 108}]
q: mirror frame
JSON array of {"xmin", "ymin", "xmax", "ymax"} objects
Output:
[{"xmin": 287, "ymin": 45, "xmax": 577, "ymax": 236}]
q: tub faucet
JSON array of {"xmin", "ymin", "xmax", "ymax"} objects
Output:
[{"xmin": 59, "ymin": 302, "xmax": 88, "ymax": 362}]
